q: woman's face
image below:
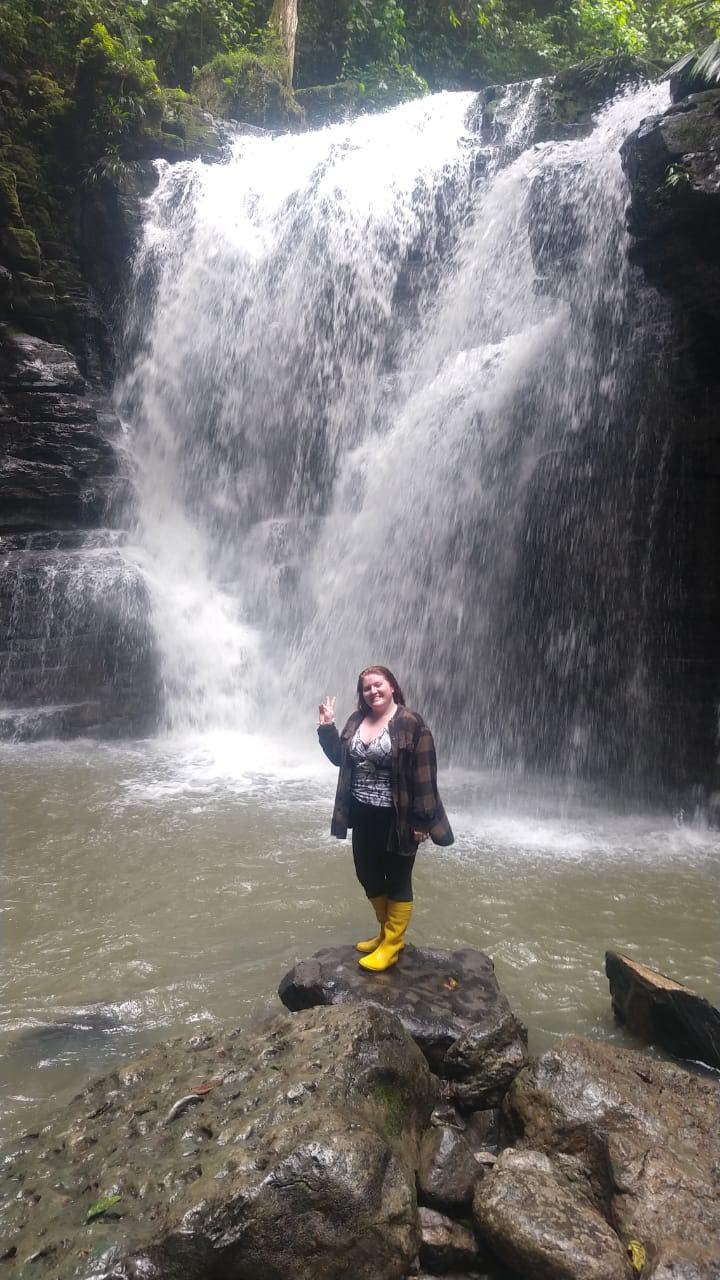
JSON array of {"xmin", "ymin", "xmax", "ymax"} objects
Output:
[{"xmin": 362, "ymin": 671, "xmax": 395, "ymax": 716}]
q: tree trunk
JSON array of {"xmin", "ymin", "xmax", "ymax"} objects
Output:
[{"xmin": 270, "ymin": 0, "xmax": 298, "ymax": 85}]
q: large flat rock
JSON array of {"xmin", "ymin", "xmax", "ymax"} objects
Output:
[
  {"xmin": 606, "ymin": 950, "xmax": 720, "ymax": 1068},
  {"xmin": 278, "ymin": 945, "xmax": 528, "ymax": 1107},
  {"xmin": 0, "ymin": 1004, "xmax": 435, "ymax": 1280}
]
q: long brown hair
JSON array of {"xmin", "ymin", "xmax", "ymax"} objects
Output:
[{"xmin": 356, "ymin": 666, "xmax": 406, "ymax": 715}]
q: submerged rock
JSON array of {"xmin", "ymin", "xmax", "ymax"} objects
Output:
[
  {"xmin": 606, "ymin": 950, "xmax": 720, "ymax": 1068},
  {"xmin": 0, "ymin": 1003, "xmax": 435, "ymax": 1280},
  {"xmin": 278, "ymin": 945, "xmax": 528, "ymax": 1107},
  {"xmin": 506, "ymin": 1035, "xmax": 720, "ymax": 1275}
]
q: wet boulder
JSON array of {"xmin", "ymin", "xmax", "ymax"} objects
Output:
[
  {"xmin": 606, "ymin": 950, "xmax": 720, "ymax": 1068},
  {"xmin": 417, "ymin": 1124, "xmax": 482, "ymax": 1213},
  {"xmin": 506, "ymin": 1036, "xmax": 720, "ymax": 1274},
  {"xmin": 0, "ymin": 1003, "xmax": 436, "ymax": 1280},
  {"xmin": 278, "ymin": 945, "xmax": 528, "ymax": 1108},
  {"xmin": 473, "ymin": 1148, "xmax": 632, "ymax": 1280}
]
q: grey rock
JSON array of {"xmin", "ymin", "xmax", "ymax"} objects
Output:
[
  {"xmin": 647, "ymin": 1242, "xmax": 720, "ymax": 1280},
  {"xmin": 473, "ymin": 1148, "xmax": 632, "ymax": 1280},
  {"xmin": 506, "ymin": 1036, "xmax": 720, "ymax": 1273},
  {"xmin": 0, "ymin": 1003, "xmax": 436, "ymax": 1280},
  {"xmin": 418, "ymin": 1207, "xmax": 485, "ymax": 1275},
  {"xmin": 418, "ymin": 1125, "xmax": 481, "ymax": 1212},
  {"xmin": 279, "ymin": 945, "xmax": 528, "ymax": 1107}
]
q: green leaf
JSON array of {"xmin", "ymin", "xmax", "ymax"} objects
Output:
[{"xmin": 86, "ymin": 1194, "xmax": 123, "ymax": 1221}]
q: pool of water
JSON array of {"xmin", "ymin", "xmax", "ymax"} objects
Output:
[{"xmin": 2, "ymin": 732, "xmax": 718, "ymax": 1144}]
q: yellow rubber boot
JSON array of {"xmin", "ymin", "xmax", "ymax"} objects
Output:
[
  {"xmin": 356, "ymin": 895, "xmax": 388, "ymax": 954},
  {"xmin": 359, "ymin": 900, "xmax": 412, "ymax": 971}
]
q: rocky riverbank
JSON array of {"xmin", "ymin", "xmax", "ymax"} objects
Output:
[{"xmin": 2, "ymin": 947, "xmax": 718, "ymax": 1280}]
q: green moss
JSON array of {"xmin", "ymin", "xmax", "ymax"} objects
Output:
[
  {"xmin": 0, "ymin": 225, "xmax": 40, "ymax": 272},
  {"xmin": 193, "ymin": 42, "xmax": 302, "ymax": 128},
  {"xmin": 371, "ymin": 1078, "xmax": 406, "ymax": 1139},
  {"xmin": 0, "ymin": 167, "xmax": 23, "ymax": 226},
  {"xmin": 159, "ymin": 88, "xmax": 223, "ymax": 159}
]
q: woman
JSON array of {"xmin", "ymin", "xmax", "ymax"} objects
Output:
[{"xmin": 317, "ymin": 666, "xmax": 454, "ymax": 972}]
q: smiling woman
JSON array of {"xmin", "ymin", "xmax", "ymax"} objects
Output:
[{"xmin": 317, "ymin": 665, "xmax": 454, "ymax": 971}]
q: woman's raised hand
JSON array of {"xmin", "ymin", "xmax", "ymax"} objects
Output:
[{"xmin": 318, "ymin": 694, "xmax": 337, "ymax": 726}]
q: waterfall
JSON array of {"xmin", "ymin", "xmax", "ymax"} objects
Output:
[{"xmin": 120, "ymin": 80, "xmax": 672, "ymax": 779}]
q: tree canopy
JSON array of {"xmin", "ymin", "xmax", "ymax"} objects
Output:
[{"xmin": 2, "ymin": 0, "xmax": 719, "ymax": 99}]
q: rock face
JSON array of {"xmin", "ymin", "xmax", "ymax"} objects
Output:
[
  {"xmin": 506, "ymin": 1035, "xmax": 720, "ymax": 1278},
  {"xmin": 0, "ymin": 330, "xmax": 159, "ymax": 737},
  {"xmin": 606, "ymin": 950, "xmax": 720, "ymax": 1069},
  {"xmin": 622, "ymin": 88, "xmax": 720, "ymax": 790},
  {"xmin": 477, "ymin": 56, "xmax": 648, "ymax": 148},
  {"xmin": 0, "ymin": 1003, "xmax": 435, "ymax": 1280},
  {"xmin": 278, "ymin": 946, "xmax": 528, "ymax": 1108}
]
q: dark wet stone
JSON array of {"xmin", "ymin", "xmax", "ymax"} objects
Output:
[
  {"xmin": 0, "ymin": 329, "xmax": 161, "ymax": 737},
  {"xmin": 0, "ymin": 1004, "xmax": 436, "ymax": 1280},
  {"xmin": 622, "ymin": 87, "xmax": 720, "ymax": 785},
  {"xmin": 606, "ymin": 950, "xmax": 720, "ymax": 1069},
  {"xmin": 462, "ymin": 1109, "xmax": 512, "ymax": 1159},
  {"xmin": 418, "ymin": 1125, "xmax": 481, "ymax": 1212},
  {"xmin": 473, "ymin": 1148, "xmax": 632, "ymax": 1280},
  {"xmin": 278, "ymin": 945, "xmax": 528, "ymax": 1106}
]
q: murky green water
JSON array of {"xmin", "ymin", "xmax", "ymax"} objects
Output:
[{"xmin": 2, "ymin": 733, "xmax": 718, "ymax": 1144}]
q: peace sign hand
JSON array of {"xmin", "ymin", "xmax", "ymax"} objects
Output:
[{"xmin": 318, "ymin": 694, "xmax": 336, "ymax": 726}]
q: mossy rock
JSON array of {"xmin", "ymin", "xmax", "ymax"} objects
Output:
[
  {"xmin": 12, "ymin": 272, "xmax": 56, "ymax": 316},
  {"xmin": 160, "ymin": 90, "xmax": 227, "ymax": 160},
  {"xmin": 44, "ymin": 258, "xmax": 84, "ymax": 294},
  {"xmin": 0, "ymin": 224, "xmax": 40, "ymax": 272},
  {"xmin": 193, "ymin": 44, "xmax": 301, "ymax": 129},
  {"xmin": 0, "ymin": 165, "xmax": 23, "ymax": 226},
  {"xmin": 0, "ymin": 141, "xmax": 41, "ymax": 190},
  {"xmin": 296, "ymin": 81, "xmax": 364, "ymax": 126}
]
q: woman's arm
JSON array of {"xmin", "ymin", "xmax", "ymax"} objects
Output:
[
  {"xmin": 317, "ymin": 694, "xmax": 342, "ymax": 766},
  {"xmin": 410, "ymin": 725, "xmax": 439, "ymax": 832},
  {"xmin": 411, "ymin": 723, "xmax": 454, "ymax": 846},
  {"xmin": 317, "ymin": 722, "xmax": 342, "ymax": 767}
]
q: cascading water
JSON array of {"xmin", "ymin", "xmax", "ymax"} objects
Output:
[{"xmin": 120, "ymin": 80, "xmax": 672, "ymax": 781}]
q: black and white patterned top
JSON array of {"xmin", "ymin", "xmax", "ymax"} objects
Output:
[{"xmin": 349, "ymin": 724, "xmax": 394, "ymax": 808}]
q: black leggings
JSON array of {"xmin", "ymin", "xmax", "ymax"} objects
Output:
[{"xmin": 350, "ymin": 798, "xmax": 415, "ymax": 902}]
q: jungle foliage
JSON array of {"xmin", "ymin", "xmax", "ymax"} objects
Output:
[
  {"xmin": 1, "ymin": 0, "xmax": 719, "ymax": 103},
  {"xmin": 0, "ymin": 0, "xmax": 718, "ymax": 180}
]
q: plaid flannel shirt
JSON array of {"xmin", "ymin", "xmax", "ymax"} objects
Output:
[{"xmin": 317, "ymin": 706, "xmax": 454, "ymax": 855}]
